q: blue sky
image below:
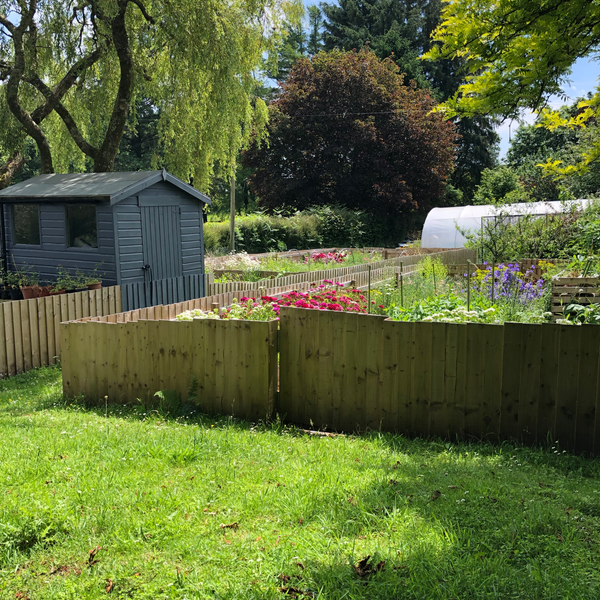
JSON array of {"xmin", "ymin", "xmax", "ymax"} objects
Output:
[{"xmin": 302, "ymin": 0, "xmax": 597, "ymax": 159}]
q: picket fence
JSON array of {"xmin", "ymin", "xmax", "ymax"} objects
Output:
[
  {"xmin": 0, "ymin": 286, "xmax": 122, "ymax": 378},
  {"xmin": 206, "ymin": 248, "xmax": 475, "ymax": 295}
]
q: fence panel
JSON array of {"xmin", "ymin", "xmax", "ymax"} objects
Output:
[
  {"xmin": 61, "ymin": 318, "xmax": 277, "ymax": 421},
  {"xmin": 0, "ymin": 285, "xmax": 123, "ymax": 378}
]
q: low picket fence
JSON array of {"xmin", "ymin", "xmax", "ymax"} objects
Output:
[
  {"xmin": 0, "ymin": 286, "xmax": 122, "ymax": 378},
  {"xmin": 205, "ymin": 248, "xmax": 475, "ymax": 295}
]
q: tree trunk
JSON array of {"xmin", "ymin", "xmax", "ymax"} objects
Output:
[
  {"xmin": 0, "ymin": 151, "xmax": 26, "ymax": 190},
  {"xmin": 93, "ymin": 2, "xmax": 135, "ymax": 172}
]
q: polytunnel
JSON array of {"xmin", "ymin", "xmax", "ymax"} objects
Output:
[{"xmin": 420, "ymin": 199, "xmax": 593, "ymax": 248}]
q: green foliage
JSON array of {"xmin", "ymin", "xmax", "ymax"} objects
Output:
[
  {"xmin": 243, "ymin": 49, "xmax": 456, "ymax": 220},
  {"xmin": 0, "ymin": 0, "xmax": 302, "ymax": 186},
  {"xmin": 2, "ymin": 365, "xmax": 600, "ymax": 598},
  {"xmin": 204, "ymin": 207, "xmax": 413, "ymax": 253},
  {"xmin": 463, "ymin": 200, "xmax": 600, "ymax": 262},
  {"xmin": 426, "ymin": 0, "xmax": 600, "ymax": 177},
  {"xmin": 472, "ymin": 166, "xmax": 530, "ymax": 206}
]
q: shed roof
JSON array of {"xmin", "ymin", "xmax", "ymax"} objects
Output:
[{"xmin": 0, "ymin": 170, "xmax": 211, "ymax": 205}]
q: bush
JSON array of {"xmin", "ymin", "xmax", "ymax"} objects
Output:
[{"xmin": 204, "ymin": 207, "xmax": 413, "ymax": 253}]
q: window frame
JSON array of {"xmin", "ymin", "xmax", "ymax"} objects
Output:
[
  {"xmin": 65, "ymin": 203, "xmax": 99, "ymax": 251},
  {"xmin": 11, "ymin": 203, "xmax": 42, "ymax": 247}
]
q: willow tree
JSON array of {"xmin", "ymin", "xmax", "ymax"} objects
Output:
[{"xmin": 0, "ymin": 0, "xmax": 301, "ymax": 188}]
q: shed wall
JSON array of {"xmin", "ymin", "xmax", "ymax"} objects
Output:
[
  {"xmin": 115, "ymin": 181, "xmax": 204, "ymax": 285},
  {"xmin": 3, "ymin": 202, "xmax": 117, "ymax": 286}
]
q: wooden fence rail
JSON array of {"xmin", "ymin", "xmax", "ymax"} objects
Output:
[{"xmin": 0, "ymin": 286, "xmax": 122, "ymax": 378}]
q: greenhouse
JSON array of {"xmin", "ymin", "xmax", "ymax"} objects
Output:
[{"xmin": 421, "ymin": 199, "xmax": 593, "ymax": 248}]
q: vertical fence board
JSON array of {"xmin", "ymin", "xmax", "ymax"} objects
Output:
[
  {"xmin": 444, "ymin": 324, "xmax": 460, "ymax": 437},
  {"xmin": 555, "ymin": 325, "xmax": 581, "ymax": 450},
  {"xmin": 0, "ymin": 308, "xmax": 6, "ymax": 378},
  {"xmin": 38, "ymin": 298, "xmax": 48, "ymax": 367},
  {"xmin": 411, "ymin": 321, "xmax": 432, "ymax": 437},
  {"xmin": 517, "ymin": 324, "xmax": 543, "ymax": 444},
  {"xmin": 500, "ymin": 323, "xmax": 523, "ymax": 441},
  {"xmin": 465, "ymin": 324, "xmax": 486, "ymax": 438},
  {"xmin": 429, "ymin": 322, "xmax": 448, "ymax": 438},
  {"xmin": 482, "ymin": 325, "xmax": 504, "ymax": 439},
  {"xmin": 28, "ymin": 299, "xmax": 40, "ymax": 369},
  {"xmin": 4, "ymin": 303, "xmax": 15, "ymax": 377},
  {"xmin": 329, "ymin": 310, "xmax": 347, "ymax": 431},
  {"xmin": 574, "ymin": 326, "xmax": 600, "ymax": 454},
  {"xmin": 316, "ymin": 310, "xmax": 334, "ymax": 430},
  {"xmin": 380, "ymin": 319, "xmax": 399, "ymax": 431},
  {"xmin": 397, "ymin": 322, "xmax": 415, "ymax": 435},
  {"xmin": 20, "ymin": 300, "xmax": 32, "ymax": 372},
  {"xmin": 339, "ymin": 312, "xmax": 358, "ymax": 432}
]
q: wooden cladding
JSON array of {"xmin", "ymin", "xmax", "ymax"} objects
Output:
[{"xmin": 0, "ymin": 286, "xmax": 122, "ymax": 378}]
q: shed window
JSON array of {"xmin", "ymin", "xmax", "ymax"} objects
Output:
[
  {"xmin": 12, "ymin": 205, "xmax": 40, "ymax": 245},
  {"xmin": 66, "ymin": 205, "xmax": 97, "ymax": 248}
]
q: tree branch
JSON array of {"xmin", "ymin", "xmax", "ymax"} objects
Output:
[
  {"xmin": 0, "ymin": 150, "xmax": 26, "ymax": 190},
  {"xmin": 129, "ymin": 0, "xmax": 155, "ymax": 24},
  {"xmin": 27, "ymin": 74, "xmax": 99, "ymax": 158},
  {"xmin": 5, "ymin": 0, "xmax": 55, "ymax": 174}
]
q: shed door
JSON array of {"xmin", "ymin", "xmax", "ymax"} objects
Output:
[{"xmin": 141, "ymin": 206, "xmax": 183, "ymax": 281}]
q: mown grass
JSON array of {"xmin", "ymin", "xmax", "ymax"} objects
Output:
[{"xmin": 1, "ymin": 367, "xmax": 600, "ymax": 599}]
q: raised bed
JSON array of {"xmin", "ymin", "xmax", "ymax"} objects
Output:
[{"xmin": 551, "ymin": 277, "xmax": 600, "ymax": 318}]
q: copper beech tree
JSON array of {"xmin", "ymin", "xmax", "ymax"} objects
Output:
[{"xmin": 243, "ymin": 49, "xmax": 457, "ymax": 218}]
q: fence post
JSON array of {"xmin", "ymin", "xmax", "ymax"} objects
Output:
[
  {"xmin": 467, "ymin": 260, "xmax": 472, "ymax": 311},
  {"xmin": 368, "ymin": 265, "xmax": 372, "ymax": 314},
  {"xmin": 400, "ymin": 262, "xmax": 404, "ymax": 307}
]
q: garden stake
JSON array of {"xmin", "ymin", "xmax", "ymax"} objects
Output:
[
  {"xmin": 433, "ymin": 264, "xmax": 437, "ymax": 294},
  {"xmin": 368, "ymin": 265, "xmax": 371, "ymax": 313},
  {"xmin": 467, "ymin": 260, "xmax": 472, "ymax": 311},
  {"xmin": 491, "ymin": 261, "xmax": 495, "ymax": 303},
  {"xmin": 400, "ymin": 262, "xmax": 404, "ymax": 307}
]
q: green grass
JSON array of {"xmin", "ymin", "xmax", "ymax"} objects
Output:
[{"xmin": 1, "ymin": 367, "xmax": 600, "ymax": 599}]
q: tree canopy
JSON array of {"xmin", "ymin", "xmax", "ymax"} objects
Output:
[
  {"xmin": 425, "ymin": 0, "xmax": 600, "ymax": 175},
  {"xmin": 320, "ymin": 0, "xmax": 498, "ymax": 201},
  {"xmin": 242, "ymin": 49, "xmax": 456, "ymax": 220},
  {"xmin": 0, "ymin": 0, "xmax": 301, "ymax": 188}
]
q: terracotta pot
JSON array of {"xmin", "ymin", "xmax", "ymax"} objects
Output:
[
  {"xmin": 21, "ymin": 285, "xmax": 36, "ymax": 299},
  {"xmin": 87, "ymin": 282, "xmax": 102, "ymax": 290},
  {"xmin": 49, "ymin": 289, "xmax": 66, "ymax": 296},
  {"xmin": 38, "ymin": 286, "xmax": 51, "ymax": 297}
]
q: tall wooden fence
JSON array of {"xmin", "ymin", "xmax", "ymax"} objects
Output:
[
  {"xmin": 0, "ymin": 286, "xmax": 122, "ymax": 378},
  {"xmin": 61, "ymin": 318, "xmax": 277, "ymax": 421},
  {"xmin": 278, "ymin": 308, "xmax": 600, "ymax": 453}
]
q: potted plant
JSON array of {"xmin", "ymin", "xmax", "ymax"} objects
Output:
[
  {"xmin": 4, "ymin": 271, "xmax": 24, "ymax": 300},
  {"xmin": 85, "ymin": 264, "xmax": 104, "ymax": 290},
  {"xmin": 20, "ymin": 268, "xmax": 40, "ymax": 299}
]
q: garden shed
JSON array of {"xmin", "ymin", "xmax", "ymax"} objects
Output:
[
  {"xmin": 421, "ymin": 199, "xmax": 593, "ymax": 248},
  {"xmin": 0, "ymin": 170, "xmax": 210, "ymax": 308}
]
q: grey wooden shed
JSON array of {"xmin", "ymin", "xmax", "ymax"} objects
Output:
[{"xmin": 0, "ymin": 170, "xmax": 210, "ymax": 310}]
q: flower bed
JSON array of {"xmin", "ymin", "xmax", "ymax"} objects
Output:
[{"xmin": 176, "ymin": 282, "xmax": 384, "ymax": 321}]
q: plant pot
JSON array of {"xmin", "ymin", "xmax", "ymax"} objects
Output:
[
  {"xmin": 9, "ymin": 288, "xmax": 23, "ymax": 300},
  {"xmin": 87, "ymin": 282, "xmax": 102, "ymax": 290},
  {"xmin": 21, "ymin": 286, "xmax": 36, "ymax": 299},
  {"xmin": 49, "ymin": 289, "xmax": 66, "ymax": 296},
  {"xmin": 39, "ymin": 286, "xmax": 51, "ymax": 297},
  {"xmin": 0, "ymin": 287, "xmax": 9, "ymax": 300},
  {"xmin": 74, "ymin": 287, "xmax": 88, "ymax": 293}
]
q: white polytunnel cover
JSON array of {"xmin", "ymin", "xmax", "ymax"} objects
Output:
[{"xmin": 420, "ymin": 199, "xmax": 594, "ymax": 248}]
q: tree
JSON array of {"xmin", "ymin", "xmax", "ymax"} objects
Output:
[
  {"xmin": 242, "ymin": 50, "xmax": 456, "ymax": 223},
  {"xmin": 0, "ymin": 0, "xmax": 300, "ymax": 188},
  {"xmin": 321, "ymin": 0, "xmax": 498, "ymax": 201},
  {"xmin": 425, "ymin": 0, "xmax": 600, "ymax": 175}
]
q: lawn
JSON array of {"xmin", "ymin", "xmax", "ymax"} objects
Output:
[{"xmin": 1, "ymin": 367, "xmax": 600, "ymax": 599}]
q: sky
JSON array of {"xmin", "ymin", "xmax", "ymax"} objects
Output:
[
  {"xmin": 496, "ymin": 57, "xmax": 597, "ymax": 159},
  {"xmin": 303, "ymin": 0, "xmax": 598, "ymax": 160}
]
